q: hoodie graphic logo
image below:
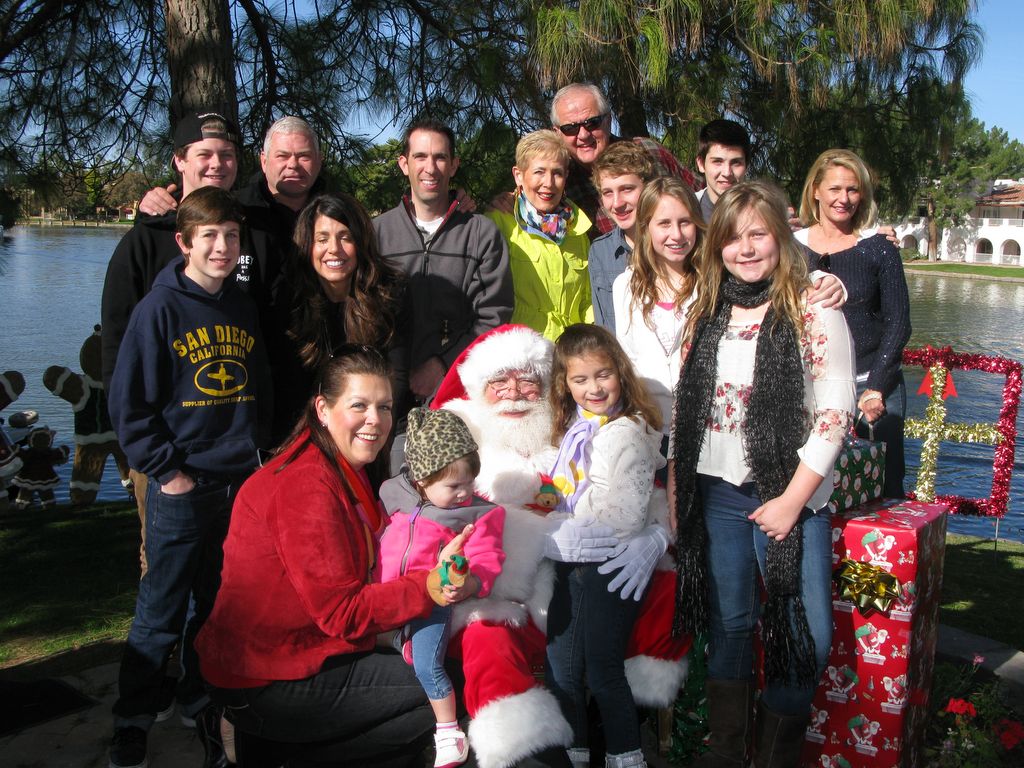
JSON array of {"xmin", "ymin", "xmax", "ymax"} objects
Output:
[{"xmin": 195, "ymin": 360, "xmax": 248, "ymax": 397}]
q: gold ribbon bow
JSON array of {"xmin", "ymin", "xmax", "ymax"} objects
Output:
[{"xmin": 835, "ymin": 558, "xmax": 902, "ymax": 616}]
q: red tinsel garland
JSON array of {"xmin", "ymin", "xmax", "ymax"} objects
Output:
[{"xmin": 902, "ymin": 345, "xmax": 1022, "ymax": 517}]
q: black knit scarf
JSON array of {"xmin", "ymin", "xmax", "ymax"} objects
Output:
[{"xmin": 671, "ymin": 275, "xmax": 818, "ymax": 687}]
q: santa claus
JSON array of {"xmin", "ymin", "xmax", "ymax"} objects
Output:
[{"xmin": 431, "ymin": 325, "xmax": 690, "ymax": 768}]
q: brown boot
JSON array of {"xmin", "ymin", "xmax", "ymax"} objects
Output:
[
  {"xmin": 694, "ymin": 679, "xmax": 754, "ymax": 767},
  {"xmin": 753, "ymin": 701, "xmax": 809, "ymax": 768}
]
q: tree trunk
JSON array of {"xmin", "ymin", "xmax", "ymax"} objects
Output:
[
  {"xmin": 164, "ymin": 0, "xmax": 238, "ymax": 133},
  {"xmin": 927, "ymin": 197, "xmax": 939, "ymax": 261},
  {"xmin": 611, "ymin": 83, "xmax": 650, "ymax": 139}
]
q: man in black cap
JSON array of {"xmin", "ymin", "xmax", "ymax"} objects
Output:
[{"xmin": 101, "ymin": 111, "xmax": 243, "ymax": 389}]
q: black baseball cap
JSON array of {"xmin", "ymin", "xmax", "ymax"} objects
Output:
[{"xmin": 173, "ymin": 111, "xmax": 241, "ymax": 150}]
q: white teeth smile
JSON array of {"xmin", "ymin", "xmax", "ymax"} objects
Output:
[
  {"xmin": 356, "ymin": 433, "xmax": 378, "ymax": 442},
  {"xmin": 325, "ymin": 259, "xmax": 345, "ymax": 268}
]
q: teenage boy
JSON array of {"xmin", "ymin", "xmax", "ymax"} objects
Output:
[
  {"xmin": 694, "ymin": 119, "xmax": 751, "ymax": 222},
  {"xmin": 588, "ymin": 141, "xmax": 656, "ymax": 330},
  {"xmin": 102, "ymin": 110, "xmax": 261, "ymax": 578},
  {"xmin": 107, "ymin": 187, "xmax": 271, "ymax": 768}
]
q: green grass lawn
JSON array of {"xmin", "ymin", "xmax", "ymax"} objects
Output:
[
  {"xmin": 0, "ymin": 500, "xmax": 139, "ymax": 667},
  {"xmin": 940, "ymin": 533, "xmax": 1024, "ymax": 651},
  {"xmin": 1, "ymin": 503, "xmax": 1022, "ymax": 671},
  {"xmin": 904, "ymin": 261, "xmax": 1024, "ymax": 279}
]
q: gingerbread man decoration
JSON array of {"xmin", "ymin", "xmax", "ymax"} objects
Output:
[{"xmin": 43, "ymin": 325, "xmax": 131, "ymax": 505}]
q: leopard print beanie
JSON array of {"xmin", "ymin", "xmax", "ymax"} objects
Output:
[{"xmin": 405, "ymin": 407, "xmax": 478, "ymax": 481}]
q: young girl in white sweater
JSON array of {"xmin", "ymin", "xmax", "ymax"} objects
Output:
[{"xmin": 546, "ymin": 323, "xmax": 669, "ymax": 768}]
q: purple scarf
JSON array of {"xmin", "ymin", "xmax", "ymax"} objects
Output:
[{"xmin": 550, "ymin": 405, "xmax": 616, "ymax": 514}]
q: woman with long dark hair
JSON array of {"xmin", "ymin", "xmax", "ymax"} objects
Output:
[
  {"xmin": 197, "ymin": 348, "xmax": 469, "ymax": 766},
  {"xmin": 267, "ymin": 193, "xmax": 409, "ymax": 444}
]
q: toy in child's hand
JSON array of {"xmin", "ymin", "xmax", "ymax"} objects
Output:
[
  {"xmin": 12, "ymin": 426, "xmax": 69, "ymax": 509},
  {"xmin": 43, "ymin": 325, "xmax": 132, "ymax": 505},
  {"xmin": 526, "ymin": 474, "xmax": 559, "ymax": 514},
  {"xmin": 427, "ymin": 554, "xmax": 470, "ymax": 605}
]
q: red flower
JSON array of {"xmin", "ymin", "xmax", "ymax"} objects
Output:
[
  {"xmin": 995, "ymin": 718, "xmax": 1024, "ymax": 750},
  {"xmin": 945, "ymin": 698, "xmax": 977, "ymax": 718}
]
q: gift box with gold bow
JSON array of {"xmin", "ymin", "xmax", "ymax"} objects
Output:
[{"xmin": 801, "ymin": 499, "xmax": 948, "ymax": 768}]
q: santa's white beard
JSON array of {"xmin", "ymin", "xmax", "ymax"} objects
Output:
[
  {"xmin": 444, "ymin": 396, "xmax": 557, "ymax": 505},
  {"xmin": 487, "ymin": 398, "xmax": 554, "ymax": 455}
]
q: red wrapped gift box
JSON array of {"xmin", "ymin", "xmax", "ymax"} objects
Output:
[{"xmin": 802, "ymin": 499, "xmax": 948, "ymax": 768}]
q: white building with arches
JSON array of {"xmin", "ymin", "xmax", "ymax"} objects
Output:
[{"xmin": 895, "ymin": 179, "xmax": 1024, "ymax": 264}]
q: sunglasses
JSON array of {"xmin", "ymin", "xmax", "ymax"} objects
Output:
[{"xmin": 556, "ymin": 114, "xmax": 608, "ymax": 137}]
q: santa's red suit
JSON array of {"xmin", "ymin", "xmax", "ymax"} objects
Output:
[{"xmin": 432, "ymin": 325, "xmax": 690, "ymax": 768}]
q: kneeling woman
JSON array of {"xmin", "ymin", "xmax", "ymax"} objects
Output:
[
  {"xmin": 196, "ymin": 349, "xmax": 467, "ymax": 765},
  {"xmin": 671, "ymin": 182, "xmax": 855, "ymax": 767}
]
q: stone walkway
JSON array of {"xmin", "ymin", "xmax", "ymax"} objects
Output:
[{"xmin": 3, "ymin": 626, "xmax": 1021, "ymax": 767}]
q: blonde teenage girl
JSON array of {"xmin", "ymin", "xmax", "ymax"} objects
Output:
[
  {"xmin": 671, "ymin": 181, "xmax": 855, "ymax": 768},
  {"xmin": 612, "ymin": 177, "xmax": 704, "ymax": 463}
]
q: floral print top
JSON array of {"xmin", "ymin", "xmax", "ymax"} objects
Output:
[{"xmin": 695, "ymin": 299, "xmax": 856, "ymax": 511}]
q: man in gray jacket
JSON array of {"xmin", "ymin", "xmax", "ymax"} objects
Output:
[{"xmin": 374, "ymin": 118, "xmax": 513, "ymax": 417}]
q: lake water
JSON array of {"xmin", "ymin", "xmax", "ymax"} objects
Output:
[{"xmin": 2, "ymin": 226, "xmax": 1023, "ymax": 542}]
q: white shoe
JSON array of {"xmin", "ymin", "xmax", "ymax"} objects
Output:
[{"xmin": 434, "ymin": 728, "xmax": 469, "ymax": 768}]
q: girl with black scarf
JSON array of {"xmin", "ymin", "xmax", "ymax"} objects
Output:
[{"xmin": 670, "ymin": 181, "xmax": 855, "ymax": 768}]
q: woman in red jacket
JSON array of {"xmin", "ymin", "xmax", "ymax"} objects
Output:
[{"xmin": 196, "ymin": 347, "xmax": 469, "ymax": 766}]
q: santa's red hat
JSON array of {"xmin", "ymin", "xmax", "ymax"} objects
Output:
[{"xmin": 432, "ymin": 324, "xmax": 553, "ymax": 409}]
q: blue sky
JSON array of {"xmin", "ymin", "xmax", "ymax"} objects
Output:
[{"xmin": 962, "ymin": 0, "xmax": 1024, "ymax": 141}]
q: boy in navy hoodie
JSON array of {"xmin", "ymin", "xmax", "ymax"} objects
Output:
[{"xmin": 107, "ymin": 186, "xmax": 270, "ymax": 768}]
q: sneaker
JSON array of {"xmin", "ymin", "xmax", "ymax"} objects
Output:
[
  {"xmin": 109, "ymin": 726, "xmax": 148, "ymax": 768},
  {"xmin": 433, "ymin": 728, "xmax": 469, "ymax": 768}
]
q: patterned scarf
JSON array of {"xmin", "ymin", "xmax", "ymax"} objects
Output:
[
  {"xmin": 671, "ymin": 275, "xmax": 818, "ymax": 687},
  {"xmin": 338, "ymin": 453, "xmax": 387, "ymax": 582},
  {"xmin": 518, "ymin": 191, "xmax": 574, "ymax": 244},
  {"xmin": 550, "ymin": 404, "xmax": 616, "ymax": 514}
]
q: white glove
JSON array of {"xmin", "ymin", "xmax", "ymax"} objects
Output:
[
  {"xmin": 544, "ymin": 517, "xmax": 621, "ymax": 563},
  {"xmin": 597, "ymin": 524, "xmax": 670, "ymax": 601}
]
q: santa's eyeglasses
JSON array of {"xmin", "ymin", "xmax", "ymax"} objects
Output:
[{"xmin": 486, "ymin": 374, "xmax": 541, "ymax": 398}]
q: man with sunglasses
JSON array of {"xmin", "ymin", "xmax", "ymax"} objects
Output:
[{"xmin": 551, "ymin": 83, "xmax": 699, "ymax": 239}]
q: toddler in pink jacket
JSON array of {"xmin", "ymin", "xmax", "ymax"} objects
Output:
[{"xmin": 379, "ymin": 407, "xmax": 506, "ymax": 768}]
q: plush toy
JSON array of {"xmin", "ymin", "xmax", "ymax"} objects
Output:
[
  {"xmin": 526, "ymin": 473, "xmax": 559, "ymax": 514},
  {"xmin": 43, "ymin": 325, "xmax": 131, "ymax": 506},
  {"xmin": 1, "ymin": 370, "xmax": 27, "ymax": 509},
  {"xmin": 12, "ymin": 425, "xmax": 70, "ymax": 509}
]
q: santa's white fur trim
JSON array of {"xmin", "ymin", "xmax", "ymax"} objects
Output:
[
  {"xmin": 469, "ymin": 686, "xmax": 572, "ymax": 768},
  {"xmin": 451, "ymin": 505, "xmax": 555, "ymax": 633},
  {"xmin": 625, "ymin": 654, "xmax": 690, "ymax": 708},
  {"xmin": 456, "ymin": 326, "xmax": 553, "ymax": 399},
  {"xmin": 525, "ymin": 558, "xmax": 554, "ymax": 634}
]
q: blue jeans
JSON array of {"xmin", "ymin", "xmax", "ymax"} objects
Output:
[
  {"xmin": 700, "ymin": 475, "xmax": 833, "ymax": 716},
  {"xmin": 410, "ymin": 604, "xmax": 453, "ymax": 701},
  {"xmin": 546, "ymin": 561, "xmax": 643, "ymax": 754},
  {"xmin": 113, "ymin": 476, "xmax": 236, "ymax": 727}
]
